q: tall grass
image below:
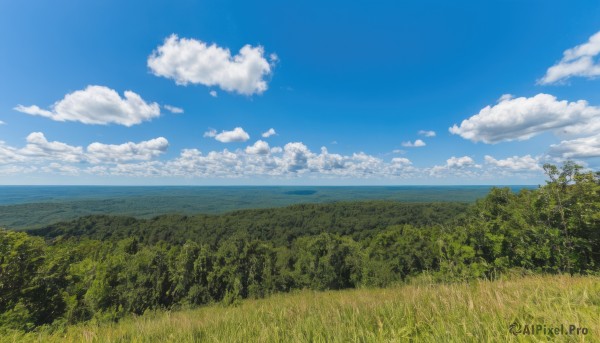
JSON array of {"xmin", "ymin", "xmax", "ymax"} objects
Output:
[{"xmin": 4, "ymin": 274, "xmax": 599, "ymax": 342}]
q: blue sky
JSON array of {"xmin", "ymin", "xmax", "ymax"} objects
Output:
[{"xmin": 1, "ymin": 0, "xmax": 600, "ymax": 185}]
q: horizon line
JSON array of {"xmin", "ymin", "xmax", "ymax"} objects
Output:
[{"xmin": 0, "ymin": 184, "xmax": 540, "ymax": 187}]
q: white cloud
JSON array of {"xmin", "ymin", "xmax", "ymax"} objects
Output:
[
  {"xmin": 428, "ymin": 156, "xmax": 480, "ymax": 177},
  {"xmin": 282, "ymin": 142, "xmax": 313, "ymax": 172},
  {"xmin": 548, "ymin": 134, "xmax": 600, "ymax": 158},
  {"xmin": 21, "ymin": 132, "xmax": 84, "ymax": 163},
  {"xmin": 1, "ymin": 135, "xmax": 413, "ymax": 179},
  {"xmin": 391, "ymin": 157, "xmax": 412, "ymax": 167},
  {"xmin": 540, "ymin": 31, "xmax": 600, "ymax": 84},
  {"xmin": 0, "ymin": 141, "xmax": 27, "ymax": 164},
  {"xmin": 446, "ymin": 156, "xmax": 476, "ymax": 168},
  {"xmin": 497, "ymin": 94, "xmax": 513, "ymax": 102},
  {"xmin": 245, "ymin": 140, "xmax": 271, "ymax": 155},
  {"xmin": 0, "ymin": 165, "xmax": 37, "ymax": 176},
  {"xmin": 164, "ymin": 105, "xmax": 184, "ymax": 114},
  {"xmin": 203, "ymin": 129, "xmax": 217, "ymax": 138},
  {"xmin": 262, "ymin": 128, "xmax": 276, "ymax": 138},
  {"xmin": 401, "ymin": 139, "xmax": 426, "ymax": 147},
  {"xmin": 310, "ymin": 147, "xmax": 346, "ymax": 172},
  {"xmin": 14, "ymin": 85, "xmax": 161, "ymax": 126},
  {"xmin": 0, "ymin": 134, "xmax": 549, "ymax": 182},
  {"xmin": 450, "ymin": 93, "xmax": 600, "ymax": 143},
  {"xmin": 0, "ymin": 133, "xmax": 170, "ymax": 168},
  {"xmin": 165, "ymin": 148, "xmax": 245, "ymax": 178},
  {"xmin": 209, "ymin": 90, "xmax": 218, "ymax": 98},
  {"xmin": 0, "ymin": 121, "xmax": 5, "ymax": 125},
  {"xmin": 148, "ymin": 34, "xmax": 275, "ymax": 95},
  {"xmin": 484, "ymin": 155, "xmax": 542, "ymax": 171},
  {"xmin": 87, "ymin": 137, "xmax": 169, "ymax": 163},
  {"xmin": 418, "ymin": 130, "xmax": 436, "ymax": 137},
  {"xmin": 214, "ymin": 127, "xmax": 250, "ymax": 143}
]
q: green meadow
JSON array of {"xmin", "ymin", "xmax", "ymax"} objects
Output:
[{"xmin": 5, "ymin": 274, "xmax": 599, "ymax": 343}]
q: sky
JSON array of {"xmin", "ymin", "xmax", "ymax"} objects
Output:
[{"xmin": 1, "ymin": 0, "xmax": 600, "ymax": 185}]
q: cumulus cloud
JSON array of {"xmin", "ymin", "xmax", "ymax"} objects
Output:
[
  {"xmin": 148, "ymin": 35, "xmax": 276, "ymax": 95},
  {"xmin": 14, "ymin": 85, "xmax": 161, "ymax": 126},
  {"xmin": 311, "ymin": 147, "xmax": 345, "ymax": 171},
  {"xmin": 164, "ymin": 105, "xmax": 184, "ymax": 114},
  {"xmin": 428, "ymin": 156, "xmax": 480, "ymax": 177},
  {"xmin": 282, "ymin": 142, "xmax": 313, "ymax": 172},
  {"xmin": 446, "ymin": 156, "xmax": 476, "ymax": 168},
  {"xmin": 391, "ymin": 157, "xmax": 412, "ymax": 167},
  {"xmin": 214, "ymin": 127, "xmax": 250, "ymax": 143},
  {"xmin": 401, "ymin": 139, "xmax": 426, "ymax": 147},
  {"xmin": 0, "ymin": 141, "xmax": 27, "ymax": 164},
  {"xmin": 484, "ymin": 155, "xmax": 542, "ymax": 171},
  {"xmin": 418, "ymin": 130, "xmax": 436, "ymax": 137},
  {"xmin": 262, "ymin": 128, "xmax": 276, "ymax": 138},
  {"xmin": 0, "ymin": 132, "xmax": 170, "ymax": 168},
  {"xmin": 449, "ymin": 93, "xmax": 600, "ymax": 143},
  {"xmin": 540, "ymin": 31, "xmax": 600, "ymax": 84},
  {"xmin": 548, "ymin": 134, "xmax": 600, "ymax": 159},
  {"xmin": 209, "ymin": 90, "xmax": 218, "ymax": 98},
  {"xmin": 87, "ymin": 137, "xmax": 169, "ymax": 163},
  {"xmin": 245, "ymin": 140, "xmax": 271, "ymax": 155},
  {"xmin": 21, "ymin": 132, "xmax": 84, "ymax": 163}
]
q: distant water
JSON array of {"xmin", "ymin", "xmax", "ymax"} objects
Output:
[{"xmin": 0, "ymin": 185, "xmax": 537, "ymax": 230}]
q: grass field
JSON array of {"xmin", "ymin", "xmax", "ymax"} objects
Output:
[{"xmin": 4, "ymin": 274, "xmax": 599, "ymax": 342}]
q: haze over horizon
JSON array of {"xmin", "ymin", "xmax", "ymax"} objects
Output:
[{"xmin": 1, "ymin": 1, "xmax": 600, "ymax": 185}]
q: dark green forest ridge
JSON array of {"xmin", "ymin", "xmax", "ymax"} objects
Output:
[
  {"xmin": 28, "ymin": 201, "xmax": 468, "ymax": 246},
  {"xmin": 0, "ymin": 162, "xmax": 599, "ymax": 335}
]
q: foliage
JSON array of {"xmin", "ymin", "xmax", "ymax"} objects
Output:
[{"xmin": 28, "ymin": 201, "xmax": 467, "ymax": 246}]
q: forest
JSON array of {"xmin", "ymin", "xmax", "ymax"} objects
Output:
[{"xmin": 0, "ymin": 162, "xmax": 599, "ymax": 333}]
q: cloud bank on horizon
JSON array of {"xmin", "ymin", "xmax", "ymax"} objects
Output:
[
  {"xmin": 0, "ymin": 130, "xmax": 544, "ymax": 181},
  {"xmin": 2, "ymin": 2, "xmax": 600, "ymax": 184}
]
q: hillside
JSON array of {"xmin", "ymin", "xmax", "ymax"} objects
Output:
[{"xmin": 4, "ymin": 274, "xmax": 599, "ymax": 342}]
